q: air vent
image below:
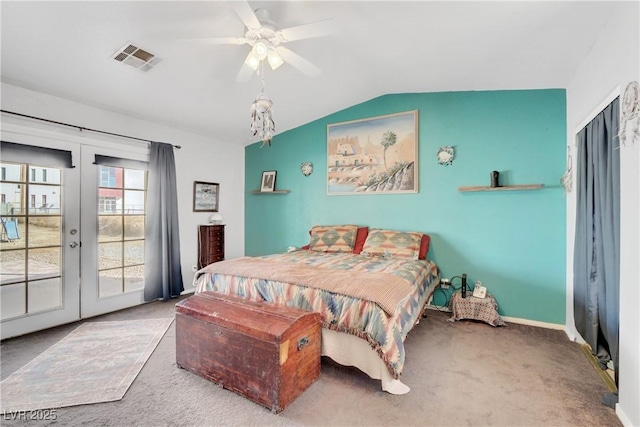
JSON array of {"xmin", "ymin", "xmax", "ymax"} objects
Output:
[{"xmin": 112, "ymin": 42, "xmax": 162, "ymax": 72}]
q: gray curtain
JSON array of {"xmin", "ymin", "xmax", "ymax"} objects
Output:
[
  {"xmin": 573, "ymin": 98, "xmax": 620, "ymax": 383},
  {"xmin": 144, "ymin": 141, "xmax": 184, "ymax": 301}
]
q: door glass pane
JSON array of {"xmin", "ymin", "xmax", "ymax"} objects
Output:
[
  {"xmin": 98, "ymin": 188, "xmax": 122, "ymax": 214},
  {"xmin": 97, "ymin": 165, "xmax": 146, "ymax": 298},
  {"xmin": 0, "ymin": 161, "xmax": 62, "ymax": 317},
  {"xmin": 124, "ymin": 266, "xmax": 144, "ymax": 292},
  {"xmin": 124, "ymin": 241, "xmax": 144, "ymax": 266},
  {"xmin": 0, "ymin": 217, "xmax": 25, "ymax": 249},
  {"xmin": 124, "ymin": 169, "xmax": 145, "ymax": 190},
  {"xmin": 100, "ymin": 166, "xmax": 121, "ymax": 188},
  {"xmin": 28, "ymin": 166, "xmax": 61, "ymax": 185},
  {"xmin": 99, "ymin": 242, "xmax": 122, "ymax": 269},
  {"xmin": 0, "ymin": 249, "xmax": 25, "ymax": 285},
  {"xmin": 1, "ymin": 283, "xmax": 26, "ymax": 320},
  {"xmin": 99, "ymin": 216, "xmax": 123, "ymax": 242},
  {"xmin": 99, "ymin": 269, "xmax": 123, "ymax": 298},
  {"xmin": 1, "ymin": 163, "xmax": 23, "ymax": 181},
  {"xmin": 27, "ymin": 278, "xmax": 62, "ymax": 312},
  {"xmin": 28, "ymin": 217, "xmax": 61, "ymax": 248},
  {"xmin": 124, "ymin": 190, "xmax": 145, "ymax": 214},
  {"xmin": 0, "ymin": 181, "xmax": 25, "ymax": 215},
  {"xmin": 28, "ymin": 247, "xmax": 61, "ymax": 281},
  {"xmin": 124, "ymin": 216, "xmax": 144, "ymax": 240},
  {"xmin": 27, "ymin": 184, "xmax": 60, "ymax": 215}
]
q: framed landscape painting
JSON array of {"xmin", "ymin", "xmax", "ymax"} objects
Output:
[
  {"xmin": 327, "ymin": 110, "xmax": 418, "ymax": 195},
  {"xmin": 193, "ymin": 181, "xmax": 219, "ymax": 212}
]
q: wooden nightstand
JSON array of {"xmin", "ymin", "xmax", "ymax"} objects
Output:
[
  {"xmin": 448, "ymin": 291, "xmax": 506, "ymax": 327},
  {"xmin": 198, "ymin": 224, "xmax": 225, "ymax": 269}
]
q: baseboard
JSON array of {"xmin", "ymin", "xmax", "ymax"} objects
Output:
[
  {"xmin": 426, "ymin": 307, "xmax": 566, "ymax": 330},
  {"xmin": 616, "ymin": 403, "xmax": 634, "ymax": 427},
  {"xmin": 579, "ymin": 343, "xmax": 617, "ymax": 392},
  {"xmin": 501, "ymin": 316, "xmax": 565, "ymax": 330}
]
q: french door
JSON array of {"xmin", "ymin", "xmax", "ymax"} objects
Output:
[
  {"xmin": 1, "ymin": 136, "xmax": 81, "ymax": 339},
  {"xmin": 80, "ymin": 146, "xmax": 147, "ymax": 318},
  {"xmin": 1, "ymin": 129, "xmax": 148, "ymax": 339}
]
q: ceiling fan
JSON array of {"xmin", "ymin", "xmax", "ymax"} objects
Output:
[{"xmin": 187, "ymin": 1, "xmax": 336, "ymax": 82}]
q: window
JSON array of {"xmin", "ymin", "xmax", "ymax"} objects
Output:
[
  {"xmin": 30, "ymin": 194, "xmax": 36, "ymax": 208},
  {"xmin": 30, "ymin": 169, "xmax": 36, "ymax": 182},
  {"xmin": 42, "ymin": 194, "xmax": 47, "ymax": 207},
  {"xmin": 1, "ymin": 194, "xmax": 5, "ymax": 204},
  {"xmin": 42, "ymin": 169, "xmax": 47, "ymax": 183},
  {"xmin": 99, "ymin": 197, "xmax": 117, "ymax": 213},
  {"xmin": 100, "ymin": 167, "xmax": 117, "ymax": 188},
  {"xmin": 1, "ymin": 167, "xmax": 5, "ymax": 181}
]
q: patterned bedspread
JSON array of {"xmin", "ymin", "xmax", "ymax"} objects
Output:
[{"xmin": 193, "ymin": 250, "xmax": 440, "ymax": 379}]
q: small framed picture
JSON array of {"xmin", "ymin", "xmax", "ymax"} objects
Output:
[
  {"xmin": 193, "ymin": 181, "xmax": 220, "ymax": 212},
  {"xmin": 260, "ymin": 171, "xmax": 277, "ymax": 192}
]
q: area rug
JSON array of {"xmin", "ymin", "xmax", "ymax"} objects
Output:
[{"xmin": 0, "ymin": 318, "xmax": 173, "ymax": 412}]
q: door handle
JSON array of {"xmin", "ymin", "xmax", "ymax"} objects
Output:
[{"xmin": 69, "ymin": 242, "xmax": 79, "ymax": 248}]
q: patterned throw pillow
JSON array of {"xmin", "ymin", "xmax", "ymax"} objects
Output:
[
  {"xmin": 309, "ymin": 225, "xmax": 359, "ymax": 253},
  {"xmin": 361, "ymin": 229, "xmax": 423, "ymax": 259}
]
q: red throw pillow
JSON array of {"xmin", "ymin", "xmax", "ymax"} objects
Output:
[
  {"xmin": 418, "ymin": 234, "xmax": 431, "ymax": 259},
  {"xmin": 352, "ymin": 227, "xmax": 369, "ymax": 254}
]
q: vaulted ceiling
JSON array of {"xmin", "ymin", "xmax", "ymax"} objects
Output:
[{"xmin": 1, "ymin": 1, "xmax": 616, "ymax": 145}]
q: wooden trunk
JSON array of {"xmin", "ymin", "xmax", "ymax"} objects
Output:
[{"xmin": 175, "ymin": 292, "xmax": 321, "ymax": 413}]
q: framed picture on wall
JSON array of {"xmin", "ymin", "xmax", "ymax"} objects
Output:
[
  {"xmin": 193, "ymin": 181, "xmax": 220, "ymax": 212},
  {"xmin": 260, "ymin": 171, "xmax": 277, "ymax": 192},
  {"xmin": 327, "ymin": 110, "xmax": 418, "ymax": 195}
]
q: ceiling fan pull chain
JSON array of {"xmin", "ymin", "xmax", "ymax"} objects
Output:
[{"xmin": 259, "ymin": 60, "xmax": 266, "ymax": 94}]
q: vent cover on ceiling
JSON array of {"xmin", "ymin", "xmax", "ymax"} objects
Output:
[{"xmin": 112, "ymin": 42, "xmax": 161, "ymax": 72}]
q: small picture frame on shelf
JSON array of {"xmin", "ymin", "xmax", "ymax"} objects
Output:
[
  {"xmin": 193, "ymin": 181, "xmax": 220, "ymax": 212},
  {"xmin": 260, "ymin": 171, "xmax": 277, "ymax": 192}
]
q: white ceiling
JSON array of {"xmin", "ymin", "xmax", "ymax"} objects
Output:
[{"xmin": 1, "ymin": 1, "xmax": 616, "ymax": 146}]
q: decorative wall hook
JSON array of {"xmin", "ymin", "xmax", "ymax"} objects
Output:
[{"xmin": 437, "ymin": 146, "xmax": 455, "ymax": 165}]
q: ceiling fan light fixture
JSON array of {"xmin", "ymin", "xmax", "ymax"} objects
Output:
[
  {"xmin": 253, "ymin": 41, "xmax": 268, "ymax": 60},
  {"xmin": 244, "ymin": 51, "xmax": 261, "ymax": 70},
  {"xmin": 267, "ymin": 50, "xmax": 284, "ymax": 70}
]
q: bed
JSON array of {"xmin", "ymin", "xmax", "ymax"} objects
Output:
[{"xmin": 192, "ymin": 225, "xmax": 440, "ymax": 394}]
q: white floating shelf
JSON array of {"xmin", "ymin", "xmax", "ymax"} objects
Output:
[
  {"xmin": 250, "ymin": 190, "xmax": 291, "ymax": 194},
  {"xmin": 458, "ymin": 184, "xmax": 543, "ymax": 192}
]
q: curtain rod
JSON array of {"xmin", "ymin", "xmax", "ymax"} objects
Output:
[{"xmin": 1, "ymin": 110, "xmax": 181, "ymax": 149}]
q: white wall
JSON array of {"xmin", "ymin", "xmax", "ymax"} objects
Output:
[
  {"xmin": 565, "ymin": 3, "xmax": 639, "ymax": 426},
  {"xmin": 0, "ymin": 82, "xmax": 245, "ymax": 291}
]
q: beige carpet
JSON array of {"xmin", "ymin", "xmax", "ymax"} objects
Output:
[
  {"xmin": 0, "ymin": 297, "xmax": 621, "ymax": 426},
  {"xmin": 0, "ymin": 318, "xmax": 173, "ymax": 412}
]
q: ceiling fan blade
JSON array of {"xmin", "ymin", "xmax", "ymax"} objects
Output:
[
  {"xmin": 276, "ymin": 47, "xmax": 321, "ymax": 77},
  {"xmin": 278, "ymin": 19, "xmax": 337, "ymax": 42},
  {"xmin": 231, "ymin": 1, "xmax": 261, "ymax": 30},
  {"xmin": 180, "ymin": 37, "xmax": 246, "ymax": 46},
  {"xmin": 236, "ymin": 61, "xmax": 256, "ymax": 83}
]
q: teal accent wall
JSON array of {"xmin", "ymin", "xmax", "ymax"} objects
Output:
[{"xmin": 245, "ymin": 90, "xmax": 566, "ymax": 324}]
